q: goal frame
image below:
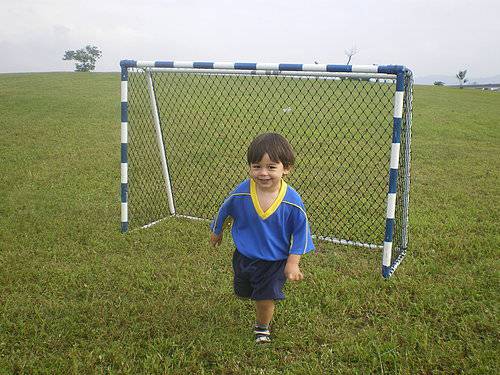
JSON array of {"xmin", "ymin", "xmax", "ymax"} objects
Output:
[{"xmin": 119, "ymin": 59, "xmax": 413, "ymax": 278}]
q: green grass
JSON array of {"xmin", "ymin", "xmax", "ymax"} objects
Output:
[{"xmin": 0, "ymin": 73, "xmax": 499, "ymax": 374}]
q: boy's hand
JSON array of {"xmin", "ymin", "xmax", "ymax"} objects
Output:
[
  {"xmin": 284, "ymin": 262, "xmax": 304, "ymax": 281},
  {"xmin": 210, "ymin": 232, "xmax": 223, "ymax": 247}
]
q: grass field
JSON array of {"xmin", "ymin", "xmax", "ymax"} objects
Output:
[{"xmin": 0, "ymin": 72, "xmax": 498, "ymax": 374}]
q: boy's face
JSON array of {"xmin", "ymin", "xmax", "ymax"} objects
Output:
[{"xmin": 249, "ymin": 153, "xmax": 290, "ymax": 191}]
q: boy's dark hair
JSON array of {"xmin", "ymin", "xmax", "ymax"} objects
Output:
[{"xmin": 247, "ymin": 133, "xmax": 295, "ymax": 168}]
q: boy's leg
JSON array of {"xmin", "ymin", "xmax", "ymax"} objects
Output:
[
  {"xmin": 250, "ymin": 258, "xmax": 286, "ymax": 343},
  {"xmin": 255, "ymin": 299, "xmax": 275, "ymax": 326},
  {"xmin": 254, "ymin": 299, "xmax": 274, "ymax": 343}
]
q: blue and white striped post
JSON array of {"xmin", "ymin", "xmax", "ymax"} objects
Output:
[
  {"xmin": 382, "ymin": 70, "xmax": 405, "ymax": 278},
  {"xmin": 120, "ymin": 61, "xmax": 131, "ymax": 233}
]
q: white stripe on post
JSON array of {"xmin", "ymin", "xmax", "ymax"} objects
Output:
[
  {"xmin": 352, "ymin": 65, "xmax": 379, "ymax": 73},
  {"xmin": 256, "ymin": 63, "xmax": 279, "ymax": 70},
  {"xmin": 390, "ymin": 143, "xmax": 400, "ymax": 169},
  {"xmin": 121, "ymin": 163, "xmax": 128, "ymax": 183},
  {"xmin": 121, "ymin": 202, "xmax": 128, "ymax": 222},
  {"xmin": 173, "ymin": 61, "xmax": 194, "ymax": 68},
  {"xmin": 302, "ymin": 64, "xmax": 328, "ymax": 72},
  {"xmin": 213, "ymin": 62, "xmax": 235, "ymax": 70},
  {"xmin": 394, "ymin": 91, "xmax": 404, "ymax": 118},
  {"xmin": 386, "ymin": 193, "xmax": 397, "ymax": 219},
  {"xmin": 121, "ymin": 122, "xmax": 128, "ymax": 144},
  {"xmin": 121, "ymin": 81, "xmax": 128, "ymax": 102},
  {"xmin": 382, "ymin": 242, "xmax": 392, "ymax": 266}
]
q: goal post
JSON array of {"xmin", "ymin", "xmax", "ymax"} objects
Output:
[{"xmin": 120, "ymin": 59, "xmax": 413, "ymax": 278}]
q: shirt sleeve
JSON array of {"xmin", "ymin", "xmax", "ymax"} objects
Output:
[
  {"xmin": 288, "ymin": 205, "xmax": 315, "ymax": 255},
  {"xmin": 210, "ymin": 196, "xmax": 233, "ymax": 235}
]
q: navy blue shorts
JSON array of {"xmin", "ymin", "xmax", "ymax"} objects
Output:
[{"xmin": 232, "ymin": 249, "xmax": 287, "ymax": 301}]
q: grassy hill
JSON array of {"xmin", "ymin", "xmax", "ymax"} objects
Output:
[{"xmin": 0, "ymin": 73, "xmax": 498, "ymax": 374}]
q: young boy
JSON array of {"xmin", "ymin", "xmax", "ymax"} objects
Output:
[{"xmin": 210, "ymin": 133, "xmax": 314, "ymax": 343}]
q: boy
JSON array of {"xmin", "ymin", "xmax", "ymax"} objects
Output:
[{"xmin": 210, "ymin": 133, "xmax": 314, "ymax": 343}]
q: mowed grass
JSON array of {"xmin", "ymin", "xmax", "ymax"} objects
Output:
[{"xmin": 0, "ymin": 73, "xmax": 499, "ymax": 374}]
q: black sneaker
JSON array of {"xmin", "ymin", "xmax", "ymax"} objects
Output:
[{"xmin": 254, "ymin": 325, "xmax": 271, "ymax": 343}]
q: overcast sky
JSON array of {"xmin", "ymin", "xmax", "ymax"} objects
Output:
[{"xmin": 1, "ymin": 0, "xmax": 499, "ymax": 79}]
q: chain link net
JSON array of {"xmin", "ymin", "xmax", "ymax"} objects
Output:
[{"xmin": 127, "ymin": 68, "xmax": 411, "ymax": 257}]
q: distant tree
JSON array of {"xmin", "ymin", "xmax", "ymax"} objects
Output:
[
  {"xmin": 63, "ymin": 45, "xmax": 102, "ymax": 72},
  {"xmin": 456, "ymin": 69, "xmax": 468, "ymax": 89},
  {"xmin": 434, "ymin": 81, "xmax": 445, "ymax": 86},
  {"xmin": 344, "ymin": 45, "xmax": 358, "ymax": 65}
]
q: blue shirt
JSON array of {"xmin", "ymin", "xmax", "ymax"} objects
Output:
[{"xmin": 211, "ymin": 179, "xmax": 315, "ymax": 261}]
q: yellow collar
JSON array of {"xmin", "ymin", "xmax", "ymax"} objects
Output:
[{"xmin": 250, "ymin": 178, "xmax": 287, "ymax": 220}]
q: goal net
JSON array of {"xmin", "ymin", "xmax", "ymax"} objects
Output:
[{"xmin": 120, "ymin": 60, "xmax": 413, "ymax": 278}]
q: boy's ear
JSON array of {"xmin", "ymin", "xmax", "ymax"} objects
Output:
[{"xmin": 283, "ymin": 166, "xmax": 292, "ymax": 175}]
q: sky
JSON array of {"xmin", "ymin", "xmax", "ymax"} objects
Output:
[{"xmin": 1, "ymin": 0, "xmax": 499, "ymax": 80}]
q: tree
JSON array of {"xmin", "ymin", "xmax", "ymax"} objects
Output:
[
  {"xmin": 345, "ymin": 45, "xmax": 358, "ymax": 65},
  {"xmin": 434, "ymin": 81, "xmax": 445, "ymax": 86},
  {"xmin": 456, "ymin": 69, "xmax": 468, "ymax": 89},
  {"xmin": 63, "ymin": 45, "xmax": 102, "ymax": 72}
]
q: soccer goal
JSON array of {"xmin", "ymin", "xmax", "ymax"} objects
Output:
[{"xmin": 119, "ymin": 59, "xmax": 413, "ymax": 278}]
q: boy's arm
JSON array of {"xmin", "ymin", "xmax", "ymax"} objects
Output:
[
  {"xmin": 210, "ymin": 197, "xmax": 232, "ymax": 247},
  {"xmin": 284, "ymin": 254, "xmax": 304, "ymax": 281},
  {"xmin": 210, "ymin": 231, "xmax": 223, "ymax": 247},
  {"xmin": 285, "ymin": 201, "xmax": 314, "ymax": 281},
  {"xmin": 288, "ymin": 206, "xmax": 315, "ymax": 256}
]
